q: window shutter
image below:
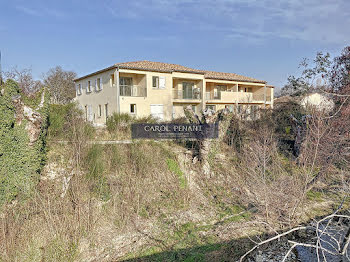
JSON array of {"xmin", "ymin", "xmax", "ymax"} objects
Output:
[
  {"xmin": 95, "ymin": 79, "xmax": 98, "ymax": 91},
  {"xmin": 159, "ymin": 76, "xmax": 166, "ymax": 89},
  {"xmin": 87, "ymin": 81, "xmax": 90, "ymax": 93},
  {"xmin": 100, "ymin": 77, "xmax": 103, "ymax": 90}
]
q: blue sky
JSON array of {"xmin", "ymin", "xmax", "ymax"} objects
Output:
[{"xmin": 0, "ymin": 0, "xmax": 349, "ymax": 89}]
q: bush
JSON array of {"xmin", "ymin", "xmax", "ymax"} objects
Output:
[
  {"xmin": 106, "ymin": 113, "xmax": 157, "ymax": 133},
  {"xmin": 48, "ymin": 103, "xmax": 95, "ymax": 141},
  {"xmin": 106, "ymin": 113, "xmax": 134, "ymax": 133}
]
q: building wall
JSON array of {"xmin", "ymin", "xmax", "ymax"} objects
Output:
[
  {"xmin": 75, "ymin": 68, "xmax": 117, "ymax": 125},
  {"xmin": 74, "ymin": 68, "xmax": 274, "ymax": 124},
  {"xmin": 119, "ymin": 69, "xmax": 173, "ymax": 120}
]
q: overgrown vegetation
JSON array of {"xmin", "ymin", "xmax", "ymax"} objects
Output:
[
  {"xmin": 0, "ymin": 80, "xmax": 48, "ymax": 205},
  {"xmin": 106, "ymin": 112, "xmax": 157, "ymax": 133},
  {"xmin": 0, "ymin": 46, "xmax": 349, "ymax": 261}
]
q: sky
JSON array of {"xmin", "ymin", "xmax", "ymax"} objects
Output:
[{"xmin": 0, "ymin": 0, "xmax": 349, "ymax": 90}]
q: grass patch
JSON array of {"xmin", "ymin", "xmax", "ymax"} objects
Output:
[
  {"xmin": 307, "ymin": 190, "xmax": 323, "ymax": 201},
  {"xmin": 41, "ymin": 237, "xmax": 78, "ymax": 262},
  {"xmin": 166, "ymin": 158, "xmax": 186, "ymax": 188},
  {"xmin": 85, "ymin": 145, "xmax": 111, "ymax": 201}
]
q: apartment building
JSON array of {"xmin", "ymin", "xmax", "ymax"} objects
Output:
[{"xmin": 74, "ymin": 61, "xmax": 273, "ymax": 125}]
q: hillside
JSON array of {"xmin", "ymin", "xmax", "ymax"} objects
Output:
[{"xmin": 0, "ymin": 78, "xmax": 349, "ymax": 261}]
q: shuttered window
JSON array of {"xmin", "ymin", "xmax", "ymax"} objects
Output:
[
  {"xmin": 152, "ymin": 76, "xmax": 159, "ymax": 88},
  {"xmin": 130, "ymin": 104, "xmax": 136, "ymax": 114},
  {"xmin": 159, "ymin": 76, "xmax": 166, "ymax": 89},
  {"xmin": 96, "ymin": 77, "xmax": 103, "ymax": 91},
  {"xmin": 76, "ymin": 84, "xmax": 82, "ymax": 95},
  {"xmin": 87, "ymin": 81, "xmax": 92, "ymax": 93}
]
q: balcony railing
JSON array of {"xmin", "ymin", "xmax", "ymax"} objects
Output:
[
  {"xmin": 205, "ymin": 92, "xmax": 221, "ymax": 100},
  {"xmin": 252, "ymin": 93, "xmax": 272, "ymax": 102},
  {"xmin": 120, "ymin": 85, "xmax": 147, "ymax": 97},
  {"xmin": 173, "ymin": 89, "xmax": 201, "ymax": 100},
  {"xmin": 252, "ymin": 93, "xmax": 264, "ymax": 101}
]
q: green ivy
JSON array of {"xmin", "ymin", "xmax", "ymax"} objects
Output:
[{"xmin": 0, "ymin": 80, "xmax": 48, "ymax": 206}]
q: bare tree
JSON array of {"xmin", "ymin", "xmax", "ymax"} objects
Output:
[
  {"xmin": 240, "ymin": 205, "xmax": 350, "ymax": 262},
  {"xmin": 43, "ymin": 66, "xmax": 77, "ymax": 104},
  {"xmin": 281, "ymin": 52, "xmax": 332, "ymax": 96},
  {"xmin": 183, "ymin": 106, "xmax": 234, "ymax": 176},
  {"xmin": 4, "ymin": 67, "xmax": 43, "ymax": 95}
]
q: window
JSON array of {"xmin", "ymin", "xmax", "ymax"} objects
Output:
[
  {"xmin": 96, "ymin": 78, "xmax": 102, "ymax": 91},
  {"xmin": 120, "ymin": 77, "xmax": 133, "ymax": 96},
  {"xmin": 159, "ymin": 76, "xmax": 165, "ymax": 89},
  {"xmin": 110, "ymin": 74, "xmax": 115, "ymax": 86},
  {"xmin": 248, "ymin": 87, "xmax": 252, "ymax": 92},
  {"xmin": 130, "ymin": 104, "xmax": 136, "ymax": 114},
  {"xmin": 105, "ymin": 104, "xmax": 108, "ymax": 120},
  {"xmin": 86, "ymin": 105, "xmax": 93, "ymax": 121},
  {"xmin": 76, "ymin": 84, "xmax": 82, "ymax": 95},
  {"xmin": 98, "ymin": 105, "xmax": 102, "ymax": 117},
  {"xmin": 152, "ymin": 76, "xmax": 166, "ymax": 89},
  {"xmin": 150, "ymin": 104, "xmax": 164, "ymax": 120},
  {"xmin": 87, "ymin": 81, "xmax": 92, "ymax": 93},
  {"xmin": 206, "ymin": 105, "xmax": 216, "ymax": 111},
  {"xmin": 120, "ymin": 77, "xmax": 132, "ymax": 86},
  {"xmin": 225, "ymin": 105, "xmax": 234, "ymax": 112},
  {"xmin": 217, "ymin": 85, "xmax": 227, "ymax": 91},
  {"xmin": 152, "ymin": 76, "xmax": 159, "ymax": 88},
  {"xmin": 183, "ymin": 82, "xmax": 197, "ymax": 99},
  {"xmin": 191, "ymin": 105, "xmax": 196, "ymax": 113}
]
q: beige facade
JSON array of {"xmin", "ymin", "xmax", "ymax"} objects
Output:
[{"xmin": 74, "ymin": 61, "xmax": 273, "ymax": 125}]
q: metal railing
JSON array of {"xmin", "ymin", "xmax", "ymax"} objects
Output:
[
  {"xmin": 205, "ymin": 92, "xmax": 221, "ymax": 100},
  {"xmin": 173, "ymin": 89, "xmax": 201, "ymax": 100},
  {"xmin": 120, "ymin": 85, "xmax": 147, "ymax": 97}
]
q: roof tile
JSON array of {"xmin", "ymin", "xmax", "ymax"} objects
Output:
[{"xmin": 75, "ymin": 60, "xmax": 266, "ymax": 83}]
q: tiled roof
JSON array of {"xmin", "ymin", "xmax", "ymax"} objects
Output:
[
  {"xmin": 75, "ymin": 60, "xmax": 266, "ymax": 83},
  {"xmin": 115, "ymin": 60, "xmax": 203, "ymax": 74},
  {"xmin": 201, "ymin": 70, "xmax": 265, "ymax": 83},
  {"xmin": 116, "ymin": 61, "xmax": 266, "ymax": 83}
]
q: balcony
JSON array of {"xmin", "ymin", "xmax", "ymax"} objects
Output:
[
  {"xmin": 173, "ymin": 89, "xmax": 202, "ymax": 100},
  {"xmin": 205, "ymin": 92, "xmax": 221, "ymax": 100},
  {"xmin": 120, "ymin": 85, "xmax": 147, "ymax": 97}
]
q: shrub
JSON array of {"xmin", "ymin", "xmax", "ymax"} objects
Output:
[
  {"xmin": 106, "ymin": 113, "xmax": 134, "ymax": 133},
  {"xmin": 106, "ymin": 113, "xmax": 157, "ymax": 133},
  {"xmin": 133, "ymin": 115, "xmax": 157, "ymax": 124},
  {"xmin": 48, "ymin": 103, "xmax": 94, "ymax": 139},
  {"xmin": 47, "ymin": 103, "xmax": 75, "ymax": 138}
]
